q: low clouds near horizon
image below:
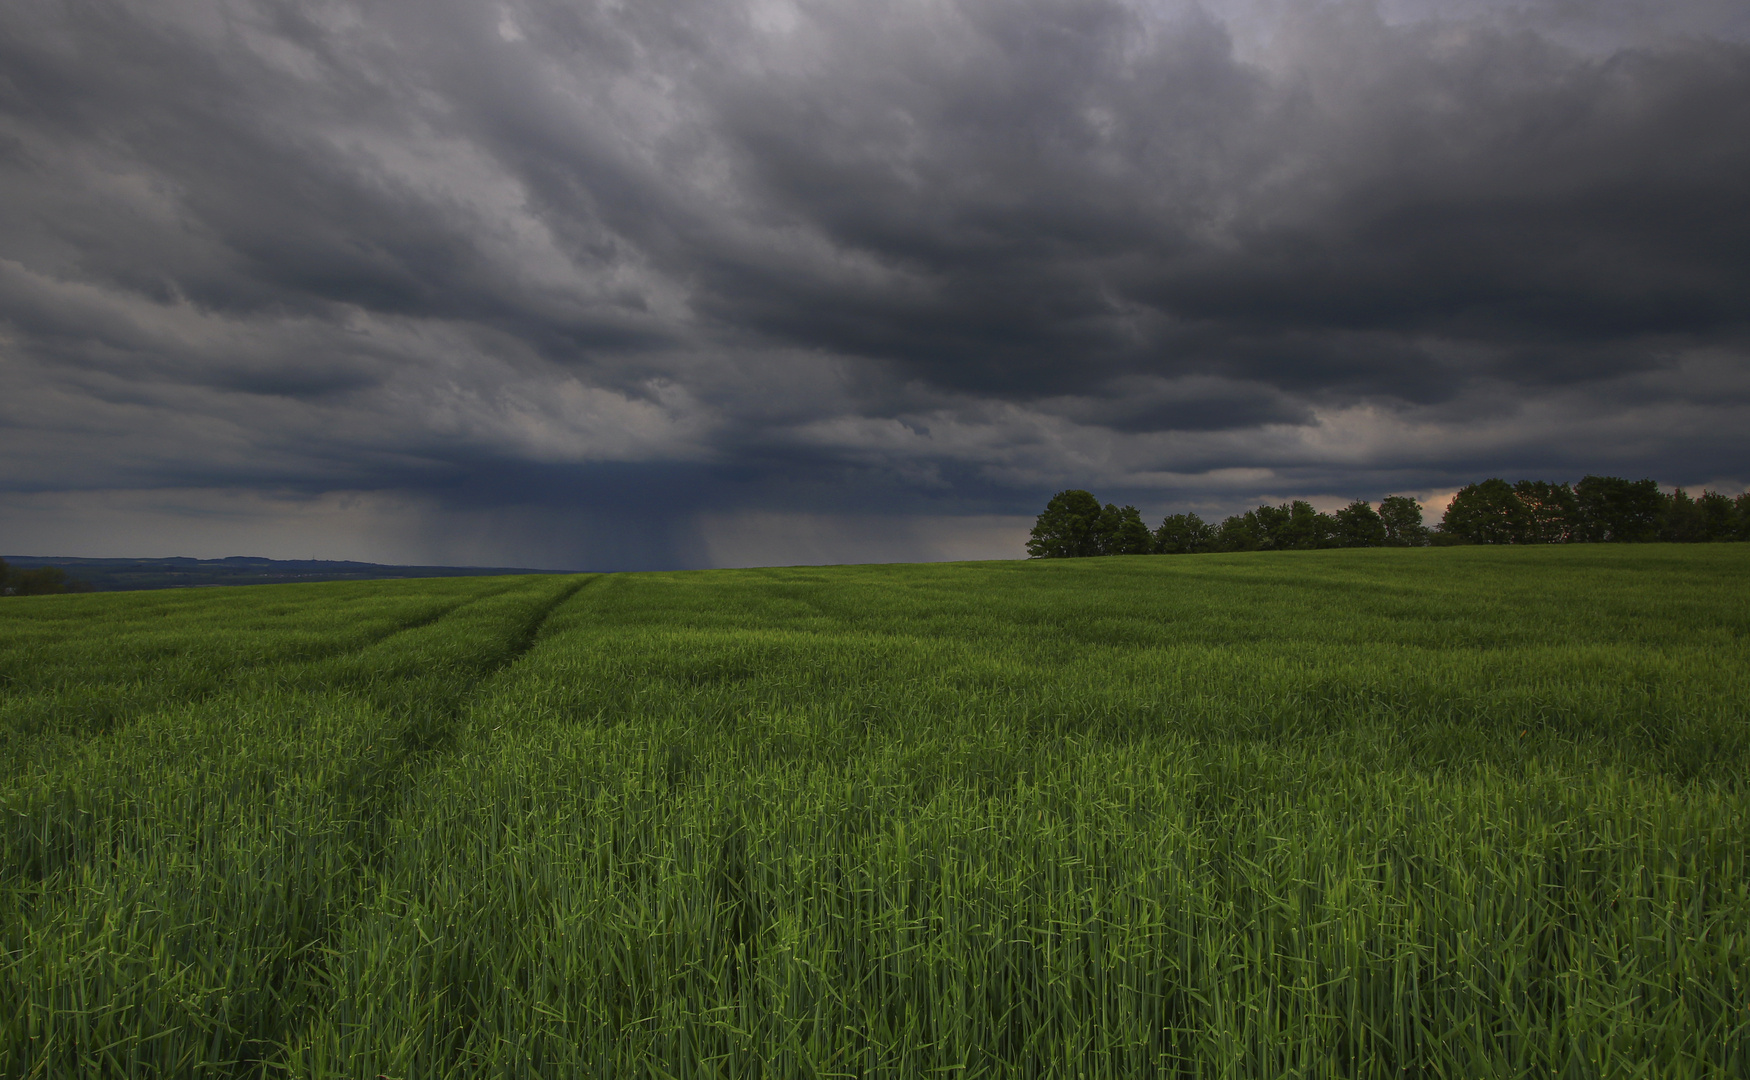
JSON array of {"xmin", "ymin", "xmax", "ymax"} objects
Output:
[{"xmin": 3, "ymin": 0, "xmax": 1747, "ymax": 569}]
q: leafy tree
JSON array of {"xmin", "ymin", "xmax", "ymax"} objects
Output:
[
  {"xmin": 1661, "ymin": 488, "xmax": 1707, "ymax": 543},
  {"xmin": 1285, "ymin": 501, "xmax": 1336, "ymax": 550},
  {"xmin": 1027, "ymin": 490, "xmax": 1104, "ymax": 558},
  {"xmin": 1442, "ymin": 479, "xmax": 1533, "ymax": 544},
  {"xmin": 1038, "ymin": 474, "xmax": 1735, "ymax": 559},
  {"xmin": 1227, "ymin": 501, "xmax": 1335, "ymax": 551},
  {"xmin": 1214, "ymin": 513, "xmax": 1260, "ymax": 552},
  {"xmin": 1513, "ymin": 480, "xmax": 1578, "ymax": 543},
  {"xmin": 1574, "ymin": 476, "xmax": 1666, "ymax": 542},
  {"xmin": 1154, "ymin": 512, "xmax": 1214, "ymax": 554},
  {"xmin": 1096, "ymin": 503, "xmax": 1153, "ymax": 555},
  {"xmin": 1698, "ymin": 491, "xmax": 1737, "ymax": 541},
  {"xmin": 1377, "ymin": 496, "xmax": 1429, "ymax": 546},
  {"xmin": 1739, "ymin": 492, "xmax": 1750, "ymax": 541},
  {"xmin": 0, "ymin": 556, "xmax": 9, "ymax": 595},
  {"xmin": 1332, "ymin": 500, "xmax": 1386, "ymax": 548},
  {"xmin": 1246, "ymin": 504, "xmax": 1292, "ymax": 549}
]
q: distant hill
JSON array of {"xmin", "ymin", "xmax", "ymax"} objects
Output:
[{"xmin": 1, "ymin": 555, "xmax": 556, "ymax": 591}]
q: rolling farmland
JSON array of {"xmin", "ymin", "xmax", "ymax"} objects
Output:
[{"xmin": 2, "ymin": 546, "xmax": 1747, "ymax": 1077}]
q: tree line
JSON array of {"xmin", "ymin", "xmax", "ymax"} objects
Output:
[
  {"xmin": 0, "ymin": 558, "xmax": 95, "ymax": 596},
  {"xmin": 1027, "ymin": 478, "xmax": 1750, "ymax": 558}
]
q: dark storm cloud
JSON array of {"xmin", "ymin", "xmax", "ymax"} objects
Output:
[
  {"xmin": 682, "ymin": 3, "xmax": 1750, "ymax": 399},
  {"xmin": 2, "ymin": 0, "xmax": 1748, "ymax": 567}
]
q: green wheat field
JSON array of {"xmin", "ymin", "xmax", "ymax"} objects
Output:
[{"xmin": 2, "ymin": 546, "xmax": 1747, "ymax": 1078}]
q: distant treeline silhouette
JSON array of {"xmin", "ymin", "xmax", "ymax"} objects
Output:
[
  {"xmin": 0, "ymin": 558, "xmax": 94, "ymax": 596},
  {"xmin": 1028, "ymin": 478, "xmax": 1750, "ymax": 558}
]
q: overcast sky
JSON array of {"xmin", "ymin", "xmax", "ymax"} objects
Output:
[{"xmin": 3, "ymin": 0, "xmax": 1747, "ymax": 569}]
